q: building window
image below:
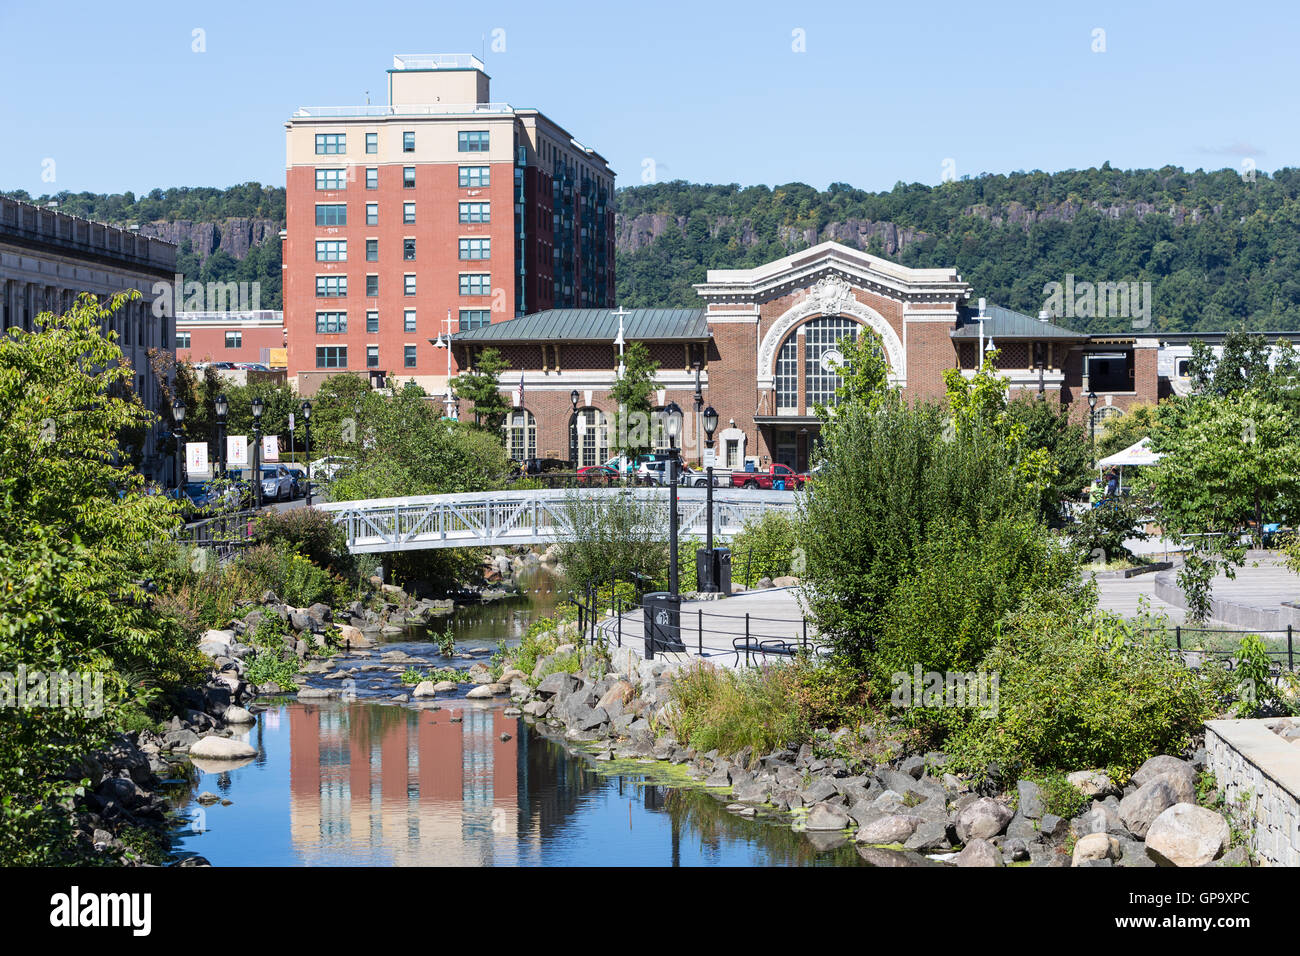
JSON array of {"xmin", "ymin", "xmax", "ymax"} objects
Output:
[
  {"xmin": 315, "ymin": 133, "xmax": 345, "ymax": 154},
  {"xmin": 403, "ymin": 131, "xmax": 415, "ymax": 152},
  {"xmin": 459, "ymin": 202, "xmax": 490, "ymax": 223},
  {"xmin": 315, "ymin": 346, "xmax": 347, "ymax": 369},
  {"xmin": 404, "ymin": 345, "xmax": 417, "ymax": 367},
  {"xmin": 403, "ymin": 202, "xmax": 415, "ymax": 224},
  {"xmin": 775, "ymin": 316, "xmax": 860, "ymax": 412},
  {"xmin": 404, "ymin": 274, "xmax": 416, "ymax": 296},
  {"xmin": 459, "ymin": 166, "xmax": 490, "ymax": 188},
  {"xmin": 367, "ymin": 345, "xmax": 379, "ymax": 368},
  {"xmin": 365, "ymin": 132, "xmax": 377, "ymax": 154},
  {"xmin": 315, "ymin": 275, "xmax": 347, "ymax": 297},
  {"xmin": 458, "ymin": 309, "xmax": 490, "ymax": 331},
  {"xmin": 177, "ymin": 330, "xmax": 191, "ymax": 349},
  {"xmin": 315, "ymin": 168, "xmax": 346, "ymax": 190},
  {"xmin": 575, "ymin": 407, "xmax": 607, "ymax": 468},
  {"xmin": 225, "ymin": 330, "xmax": 242, "ymax": 349},
  {"xmin": 315, "ymin": 240, "xmax": 346, "ymax": 261},
  {"xmin": 403, "ymin": 167, "xmax": 415, "ymax": 188},
  {"xmin": 315, "ymin": 203, "xmax": 347, "ymax": 226},
  {"xmin": 366, "ymin": 238, "xmax": 378, "ymax": 261},
  {"xmin": 459, "ymin": 273, "xmax": 491, "ymax": 296},
  {"xmin": 366, "ymin": 275, "xmax": 378, "ymax": 296},
  {"xmin": 458, "ymin": 130, "xmax": 489, "ymax": 152},
  {"xmin": 365, "ymin": 167, "xmax": 378, "ymax": 189},
  {"xmin": 365, "ymin": 203, "xmax": 378, "ymax": 225},
  {"xmin": 404, "ymin": 309, "xmax": 416, "ymax": 332},
  {"xmin": 315, "ymin": 311, "xmax": 347, "ymax": 334},
  {"xmin": 503, "ymin": 408, "xmax": 537, "ymax": 461},
  {"xmin": 403, "ymin": 239, "xmax": 416, "ymax": 260},
  {"xmin": 459, "ymin": 237, "xmax": 490, "ymax": 260},
  {"xmin": 366, "ymin": 310, "xmax": 379, "ymax": 333}
]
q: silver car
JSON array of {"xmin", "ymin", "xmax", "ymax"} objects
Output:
[{"xmin": 259, "ymin": 465, "xmax": 299, "ymax": 502}]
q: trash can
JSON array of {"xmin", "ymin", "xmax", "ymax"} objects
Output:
[
  {"xmin": 643, "ymin": 591, "xmax": 684, "ymax": 658},
  {"xmin": 714, "ymin": 547, "xmax": 732, "ymax": 596},
  {"xmin": 696, "ymin": 548, "xmax": 714, "ymax": 593}
]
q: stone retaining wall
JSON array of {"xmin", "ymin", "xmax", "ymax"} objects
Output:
[{"xmin": 1204, "ymin": 718, "xmax": 1300, "ymax": 866}]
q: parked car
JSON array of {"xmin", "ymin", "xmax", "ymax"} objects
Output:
[
  {"xmin": 576, "ymin": 465, "xmax": 620, "ymax": 485},
  {"xmin": 258, "ymin": 465, "xmax": 300, "ymax": 502},
  {"xmin": 308, "ymin": 456, "xmax": 355, "ymax": 482},
  {"xmin": 637, "ymin": 457, "xmax": 711, "ymax": 487},
  {"xmin": 730, "ymin": 463, "xmax": 807, "ymax": 490}
]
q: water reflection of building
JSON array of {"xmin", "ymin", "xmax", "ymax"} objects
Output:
[{"xmin": 289, "ymin": 704, "xmax": 521, "ymax": 865}]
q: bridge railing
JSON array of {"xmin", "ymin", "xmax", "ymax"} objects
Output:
[{"xmin": 316, "ymin": 487, "xmax": 799, "ymax": 553}]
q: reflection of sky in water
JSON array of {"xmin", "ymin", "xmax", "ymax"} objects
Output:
[{"xmin": 174, "ymin": 701, "xmax": 864, "ymax": 867}]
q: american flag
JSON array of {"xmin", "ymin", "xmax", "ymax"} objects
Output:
[{"xmin": 515, "ymin": 371, "xmax": 525, "ymax": 407}]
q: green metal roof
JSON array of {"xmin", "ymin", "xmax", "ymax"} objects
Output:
[
  {"xmin": 450, "ymin": 308, "xmax": 709, "ymax": 343},
  {"xmin": 951, "ymin": 303, "xmax": 1086, "ymax": 341}
]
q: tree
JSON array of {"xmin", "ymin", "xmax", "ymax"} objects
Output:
[
  {"xmin": 609, "ymin": 341, "xmax": 660, "ymax": 459},
  {"xmin": 1003, "ymin": 397, "xmax": 1091, "ymax": 524},
  {"xmin": 825, "ymin": 329, "xmax": 893, "ymax": 413},
  {"xmin": 0, "ymin": 292, "xmax": 200, "ymax": 864},
  {"xmin": 1140, "ymin": 391, "xmax": 1300, "ymax": 619},
  {"xmin": 1096, "ymin": 401, "xmax": 1157, "ymax": 458},
  {"xmin": 450, "ymin": 348, "xmax": 512, "ymax": 433}
]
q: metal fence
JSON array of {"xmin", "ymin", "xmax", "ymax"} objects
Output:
[
  {"xmin": 1141, "ymin": 624, "xmax": 1298, "ymax": 672},
  {"xmin": 177, "ymin": 509, "xmax": 259, "ymax": 562}
]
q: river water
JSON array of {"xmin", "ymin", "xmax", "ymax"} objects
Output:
[{"xmin": 170, "ymin": 568, "xmax": 866, "ymax": 867}]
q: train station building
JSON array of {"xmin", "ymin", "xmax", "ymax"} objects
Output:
[{"xmin": 450, "ymin": 240, "xmax": 1166, "ymax": 472}]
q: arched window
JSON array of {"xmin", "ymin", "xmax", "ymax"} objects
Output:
[
  {"xmin": 503, "ymin": 408, "xmax": 537, "ymax": 461},
  {"xmin": 775, "ymin": 316, "xmax": 860, "ymax": 412},
  {"xmin": 575, "ymin": 407, "xmax": 608, "ymax": 467}
]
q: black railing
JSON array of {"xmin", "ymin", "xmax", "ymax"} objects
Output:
[
  {"xmin": 1142, "ymin": 624, "xmax": 1297, "ymax": 672},
  {"xmin": 178, "ymin": 509, "xmax": 259, "ymax": 561}
]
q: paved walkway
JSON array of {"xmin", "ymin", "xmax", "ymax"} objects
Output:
[{"xmin": 599, "ymin": 556, "xmax": 1299, "ymax": 668}]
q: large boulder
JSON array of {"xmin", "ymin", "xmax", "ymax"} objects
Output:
[
  {"xmin": 1130, "ymin": 756, "xmax": 1198, "ymax": 805},
  {"xmin": 222, "ymin": 705, "xmax": 255, "ymax": 724},
  {"xmin": 189, "ymin": 736, "xmax": 257, "ymax": 760},
  {"xmin": 1016, "ymin": 780, "xmax": 1045, "ymax": 819},
  {"xmin": 536, "ymin": 672, "xmax": 581, "ymax": 698},
  {"xmin": 1066, "ymin": 770, "xmax": 1117, "ymax": 798},
  {"xmin": 954, "ymin": 839, "xmax": 1003, "ymax": 867},
  {"xmin": 956, "ymin": 797, "xmax": 1014, "ymax": 842},
  {"xmin": 411, "ymin": 681, "xmax": 438, "ymax": 698},
  {"xmin": 466, "ymin": 685, "xmax": 495, "ymax": 699},
  {"xmin": 597, "ymin": 680, "xmax": 635, "ymax": 712},
  {"xmin": 1072, "ymin": 832, "xmax": 1121, "ymax": 866},
  {"xmin": 1144, "ymin": 804, "xmax": 1230, "ymax": 867},
  {"xmin": 856, "ymin": 814, "xmax": 922, "ymax": 845},
  {"xmin": 1118, "ymin": 780, "xmax": 1178, "ymax": 838},
  {"xmin": 805, "ymin": 802, "xmax": 852, "ymax": 830}
]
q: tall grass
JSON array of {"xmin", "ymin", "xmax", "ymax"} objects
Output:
[{"xmin": 667, "ymin": 662, "xmax": 806, "ymax": 759}]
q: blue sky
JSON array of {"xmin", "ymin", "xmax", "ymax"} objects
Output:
[{"xmin": 2, "ymin": 0, "xmax": 1296, "ymax": 196}]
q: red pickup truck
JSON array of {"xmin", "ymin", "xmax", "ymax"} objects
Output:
[{"xmin": 731, "ymin": 463, "xmax": 807, "ymax": 489}]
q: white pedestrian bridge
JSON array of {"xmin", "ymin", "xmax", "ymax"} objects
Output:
[{"xmin": 316, "ymin": 487, "xmax": 800, "ymax": 554}]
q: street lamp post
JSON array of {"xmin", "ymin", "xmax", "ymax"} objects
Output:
[
  {"xmin": 702, "ymin": 404, "xmax": 719, "ymax": 591},
  {"xmin": 664, "ymin": 401, "xmax": 683, "ymax": 596},
  {"xmin": 1088, "ymin": 390, "xmax": 1098, "ymax": 466},
  {"xmin": 692, "ymin": 361, "xmax": 703, "ymax": 466},
  {"xmin": 569, "ymin": 389, "xmax": 580, "ymax": 470},
  {"xmin": 251, "ymin": 396, "xmax": 264, "ymax": 510},
  {"xmin": 432, "ymin": 309, "xmax": 458, "ymax": 418},
  {"xmin": 301, "ymin": 401, "xmax": 313, "ymax": 506},
  {"xmin": 172, "ymin": 399, "xmax": 186, "ymax": 492},
  {"xmin": 214, "ymin": 393, "xmax": 229, "ymax": 478}
]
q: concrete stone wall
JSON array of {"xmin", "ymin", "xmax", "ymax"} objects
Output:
[{"xmin": 1205, "ymin": 718, "xmax": 1300, "ymax": 866}]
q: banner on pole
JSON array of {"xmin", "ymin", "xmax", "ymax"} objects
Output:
[
  {"xmin": 227, "ymin": 435, "xmax": 248, "ymax": 469},
  {"xmin": 263, "ymin": 435, "xmax": 280, "ymax": 463},
  {"xmin": 185, "ymin": 442, "xmax": 209, "ymax": 477}
]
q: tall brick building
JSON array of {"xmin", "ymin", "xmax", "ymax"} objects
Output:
[
  {"xmin": 451, "ymin": 241, "xmax": 1165, "ymax": 470},
  {"xmin": 284, "ymin": 54, "xmax": 615, "ymax": 397}
]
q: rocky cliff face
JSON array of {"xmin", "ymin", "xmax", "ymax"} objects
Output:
[
  {"xmin": 614, "ymin": 198, "xmax": 1210, "ymax": 257},
  {"xmin": 137, "ymin": 218, "xmax": 280, "ymax": 262}
]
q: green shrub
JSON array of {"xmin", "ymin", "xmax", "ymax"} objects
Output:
[
  {"xmin": 731, "ymin": 510, "xmax": 798, "ymax": 586},
  {"xmin": 878, "ymin": 514, "xmax": 1080, "ymax": 680},
  {"xmin": 942, "ymin": 591, "xmax": 1225, "ymax": 780},
  {"xmin": 1070, "ymin": 494, "xmax": 1151, "ymax": 564},
  {"xmin": 237, "ymin": 545, "xmax": 341, "ymax": 608},
  {"xmin": 255, "ymin": 508, "xmax": 351, "ymax": 576}
]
